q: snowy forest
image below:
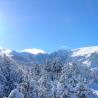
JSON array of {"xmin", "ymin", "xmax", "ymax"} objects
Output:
[{"xmin": 0, "ymin": 46, "xmax": 98, "ymax": 98}]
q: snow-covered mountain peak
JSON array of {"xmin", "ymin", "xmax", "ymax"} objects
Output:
[
  {"xmin": 72, "ymin": 46, "xmax": 98, "ymax": 57},
  {"xmin": 22, "ymin": 48, "xmax": 47, "ymax": 55},
  {"xmin": 0, "ymin": 48, "xmax": 13, "ymax": 56}
]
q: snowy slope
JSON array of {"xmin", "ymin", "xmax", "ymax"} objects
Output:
[
  {"xmin": 71, "ymin": 46, "xmax": 98, "ymax": 68},
  {"xmin": 72, "ymin": 46, "xmax": 98, "ymax": 57}
]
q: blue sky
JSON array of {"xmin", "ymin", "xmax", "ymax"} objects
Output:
[{"xmin": 0, "ymin": 0, "xmax": 98, "ymax": 52}]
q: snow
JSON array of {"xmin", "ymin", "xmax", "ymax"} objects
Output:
[
  {"xmin": 0, "ymin": 48, "xmax": 14, "ymax": 58},
  {"xmin": 0, "ymin": 46, "xmax": 98, "ymax": 98},
  {"xmin": 95, "ymin": 91, "xmax": 98, "ymax": 96},
  {"xmin": 3, "ymin": 49, "xmax": 13, "ymax": 56},
  {"xmin": 91, "ymin": 89, "xmax": 98, "ymax": 96},
  {"xmin": 21, "ymin": 48, "xmax": 47, "ymax": 55},
  {"xmin": 8, "ymin": 88, "xmax": 24, "ymax": 98},
  {"xmin": 72, "ymin": 46, "xmax": 98, "ymax": 57}
]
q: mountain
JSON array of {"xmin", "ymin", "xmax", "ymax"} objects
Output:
[
  {"xmin": 22, "ymin": 48, "xmax": 47, "ymax": 55},
  {"xmin": 72, "ymin": 46, "xmax": 98, "ymax": 57},
  {"xmin": 71, "ymin": 46, "xmax": 98, "ymax": 68},
  {"xmin": 0, "ymin": 46, "xmax": 98, "ymax": 98}
]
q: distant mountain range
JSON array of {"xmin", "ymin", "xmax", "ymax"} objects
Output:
[{"xmin": 0, "ymin": 46, "xmax": 98, "ymax": 98}]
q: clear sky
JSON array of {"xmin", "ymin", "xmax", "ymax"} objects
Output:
[{"xmin": 0, "ymin": 0, "xmax": 98, "ymax": 52}]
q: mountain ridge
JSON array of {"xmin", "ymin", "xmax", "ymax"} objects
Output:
[{"xmin": 0, "ymin": 46, "xmax": 98, "ymax": 98}]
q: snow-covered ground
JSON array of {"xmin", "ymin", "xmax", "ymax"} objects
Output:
[{"xmin": 0, "ymin": 46, "xmax": 98, "ymax": 98}]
